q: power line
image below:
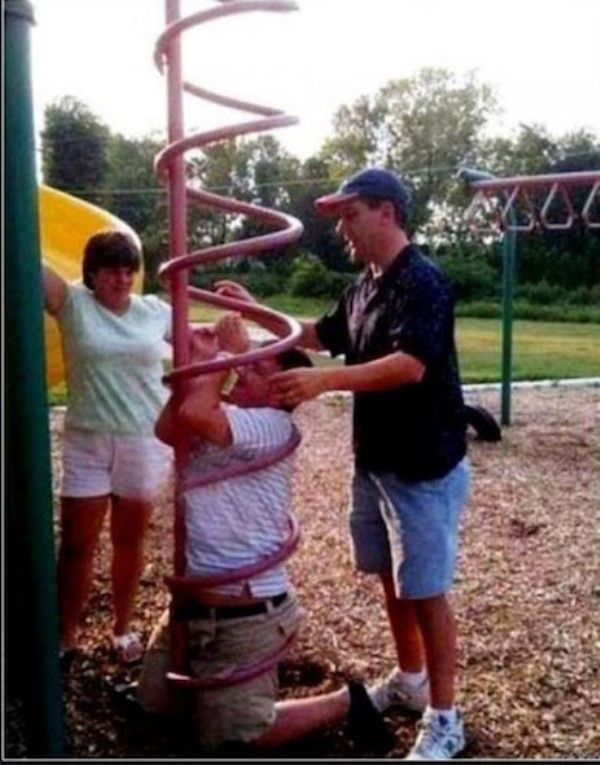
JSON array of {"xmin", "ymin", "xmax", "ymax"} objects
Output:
[
  {"xmin": 43, "ymin": 152, "xmax": 600, "ymax": 199},
  {"xmin": 41, "ymin": 177, "xmax": 340, "ymax": 198}
]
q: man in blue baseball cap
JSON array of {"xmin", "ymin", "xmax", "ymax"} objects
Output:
[
  {"xmin": 314, "ymin": 167, "xmax": 412, "ymax": 217},
  {"xmin": 215, "ymin": 166, "xmax": 470, "ymax": 760}
]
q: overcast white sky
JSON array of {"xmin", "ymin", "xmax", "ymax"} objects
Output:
[{"xmin": 30, "ymin": 0, "xmax": 600, "ymax": 161}]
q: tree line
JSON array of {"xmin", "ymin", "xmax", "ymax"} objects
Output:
[{"xmin": 41, "ymin": 67, "xmax": 599, "ymax": 315}]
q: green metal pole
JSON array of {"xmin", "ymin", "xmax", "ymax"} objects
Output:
[
  {"xmin": 458, "ymin": 166, "xmax": 516, "ymax": 428},
  {"xmin": 5, "ymin": 0, "xmax": 67, "ymax": 756},
  {"xmin": 500, "ymin": 223, "xmax": 517, "ymax": 426}
]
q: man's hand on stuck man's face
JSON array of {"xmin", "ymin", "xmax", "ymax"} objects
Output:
[{"xmin": 269, "ymin": 367, "xmax": 329, "ymax": 408}]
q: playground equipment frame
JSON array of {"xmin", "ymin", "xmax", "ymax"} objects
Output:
[
  {"xmin": 459, "ymin": 167, "xmax": 600, "ymax": 426},
  {"xmin": 156, "ymin": 0, "xmax": 304, "ymax": 688}
]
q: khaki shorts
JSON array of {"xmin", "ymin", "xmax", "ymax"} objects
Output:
[
  {"xmin": 61, "ymin": 429, "xmax": 173, "ymax": 500},
  {"xmin": 137, "ymin": 590, "xmax": 303, "ymax": 750}
]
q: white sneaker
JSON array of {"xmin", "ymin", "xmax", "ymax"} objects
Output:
[
  {"xmin": 405, "ymin": 707, "xmax": 465, "ymax": 760},
  {"xmin": 368, "ymin": 668, "xmax": 429, "ymax": 713}
]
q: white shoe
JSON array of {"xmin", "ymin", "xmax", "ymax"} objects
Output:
[
  {"xmin": 405, "ymin": 707, "xmax": 465, "ymax": 760},
  {"xmin": 368, "ymin": 667, "xmax": 429, "ymax": 713}
]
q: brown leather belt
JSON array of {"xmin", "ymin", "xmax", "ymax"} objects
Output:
[{"xmin": 174, "ymin": 592, "xmax": 288, "ymax": 621}]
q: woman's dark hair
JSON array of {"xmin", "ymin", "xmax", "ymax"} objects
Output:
[{"xmin": 82, "ymin": 229, "xmax": 141, "ymax": 289}]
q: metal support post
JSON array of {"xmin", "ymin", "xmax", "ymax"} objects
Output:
[{"xmin": 5, "ymin": 0, "xmax": 67, "ymax": 755}]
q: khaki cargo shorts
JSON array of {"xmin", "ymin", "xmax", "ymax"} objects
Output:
[{"xmin": 137, "ymin": 589, "xmax": 303, "ymax": 750}]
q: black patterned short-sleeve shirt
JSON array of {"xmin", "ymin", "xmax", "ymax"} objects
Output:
[{"xmin": 315, "ymin": 244, "xmax": 467, "ymax": 482}]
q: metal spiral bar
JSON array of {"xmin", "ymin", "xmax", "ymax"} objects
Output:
[
  {"xmin": 156, "ymin": 0, "xmax": 302, "ymax": 687},
  {"xmin": 166, "ymin": 631, "xmax": 297, "ymax": 690}
]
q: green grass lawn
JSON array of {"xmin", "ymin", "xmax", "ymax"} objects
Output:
[
  {"xmin": 184, "ymin": 294, "xmax": 334, "ymax": 323},
  {"xmin": 303, "ymin": 319, "xmax": 600, "ymax": 382},
  {"xmin": 49, "ymin": 301, "xmax": 599, "ymax": 404},
  {"xmin": 185, "ymin": 295, "xmax": 600, "ymax": 383},
  {"xmin": 456, "ymin": 319, "xmax": 600, "ymax": 383}
]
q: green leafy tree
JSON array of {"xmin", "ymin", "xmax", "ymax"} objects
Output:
[
  {"xmin": 104, "ymin": 132, "xmax": 165, "ymax": 232},
  {"xmin": 321, "ymin": 68, "xmax": 498, "ymax": 231},
  {"xmin": 285, "ymin": 155, "xmax": 357, "ymax": 272},
  {"xmin": 540, "ymin": 133, "xmax": 600, "ymax": 289},
  {"xmin": 475, "ymin": 127, "xmax": 599, "ymax": 289},
  {"xmin": 478, "ymin": 123, "xmax": 558, "ymax": 177},
  {"xmin": 41, "ymin": 96, "xmax": 110, "ymax": 203},
  {"xmin": 102, "ymin": 132, "xmax": 168, "ymax": 291},
  {"xmin": 190, "ymin": 135, "xmax": 302, "ymax": 271},
  {"xmin": 243, "ymin": 137, "xmax": 304, "ymax": 271},
  {"xmin": 187, "ymin": 139, "xmax": 249, "ymax": 256},
  {"xmin": 319, "ymin": 94, "xmax": 388, "ymax": 179},
  {"xmin": 553, "ymin": 130, "xmax": 600, "ymax": 171}
]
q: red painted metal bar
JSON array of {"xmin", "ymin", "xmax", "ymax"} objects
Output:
[
  {"xmin": 164, "ymin": 0, "xmax": 190, "ymax": 585},
  {"xmin": 470, "ymin": 170, "xmax": 600, "ymax": 191},
  {"xmin": 465, "ymin": 171, "xmax": 600, "ymax": 233},
  {"xmin": 157, "ymin": 0, "xmax": 302, "ymax": 688},
  {"xmin": 500, "ymin": 186, "xmax": 536, "ymax": 232},
  {"xmin": 582, "ymin": 181, "xmax": 600, "ymax": 229},
  {"xmin": 165, "ymin": 513, "xmax": 301, "ymax": 590},
  {"xmin": 540, "ymin": 183, "xmax": 576, "ymax": 230},
  {"xmin": 460, "ymin": 164, "xmax": 600, "ymax": 428},
  {"xmin": 166, "ymin": 632, "xmax": 297, "ymax": 690}
]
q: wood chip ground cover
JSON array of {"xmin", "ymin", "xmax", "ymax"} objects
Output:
[{"xmin": 6, "ymin": 386, "xmax": 600, "ymax": 759}]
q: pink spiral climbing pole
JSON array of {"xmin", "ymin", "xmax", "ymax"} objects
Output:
[{"xmin": 154, "ymin": 0, "xmax": 303, "ymax": 688}]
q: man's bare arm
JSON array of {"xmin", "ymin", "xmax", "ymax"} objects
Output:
[
  {"xmin": 269, "ymin": 351, "xmax": 425, "ymax": 407},
  {"xmin": 177, "ymin": 372, "xmax": 232, "ymax": 447},
  {"xmin": 156, "ymin": 322, "xmax": 236, "ymax": 447},
  {"xmin": 156, "ymin": 370, "xmax": 232, "ymax": 448}
]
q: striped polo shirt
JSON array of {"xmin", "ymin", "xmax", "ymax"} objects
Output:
[{"xmin": 182, "ymin": 404, "xmax": 297, "ymax": 598}]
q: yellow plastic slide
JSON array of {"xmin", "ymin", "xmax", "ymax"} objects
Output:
[{"xmin": 39, "ymin": 185, "xmax": 143, "ymax": 386}]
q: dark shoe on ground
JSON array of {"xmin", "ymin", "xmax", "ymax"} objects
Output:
[
  {"xmin": 347, "ymin": 680, "xmax": 396, "ymax": 754},
  {"xmin": 104, "ymin": 677, "xmax": 146, "ymax": 721},
  {"xmin": 59, "ymin": 647, "xmax": 80, "ymax": 674},
  {"xmin": 213, "ymin": 740, "xmax": 258, "ymax": 757}
]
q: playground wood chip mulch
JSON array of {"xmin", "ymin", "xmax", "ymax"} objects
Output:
[{"xmin": 6, "ymin": 385, "xmax": 600, "ymax": 759}]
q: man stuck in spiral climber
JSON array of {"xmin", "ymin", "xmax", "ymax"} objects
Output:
[{"xmin": 134, "ymin": 313, "xmax": 395, "ymax": 754}]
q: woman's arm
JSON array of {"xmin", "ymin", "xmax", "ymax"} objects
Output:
[{"xmin": 42, "ymin": 263, "xmax": 68, "ymax": 316}]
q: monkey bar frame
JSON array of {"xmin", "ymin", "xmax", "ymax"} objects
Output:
[{"xmin": 459, "ymin": 167, "xmax": 600, "ymax": 425}]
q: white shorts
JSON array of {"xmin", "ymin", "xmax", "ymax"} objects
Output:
[{"xmin": 62, "ymin": 429, "xmax": 173, "ymax": 500}]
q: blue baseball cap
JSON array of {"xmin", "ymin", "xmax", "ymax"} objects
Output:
[{"xmin": 314, "ymin": 167, "xmax": 412, "ymax": 217}]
